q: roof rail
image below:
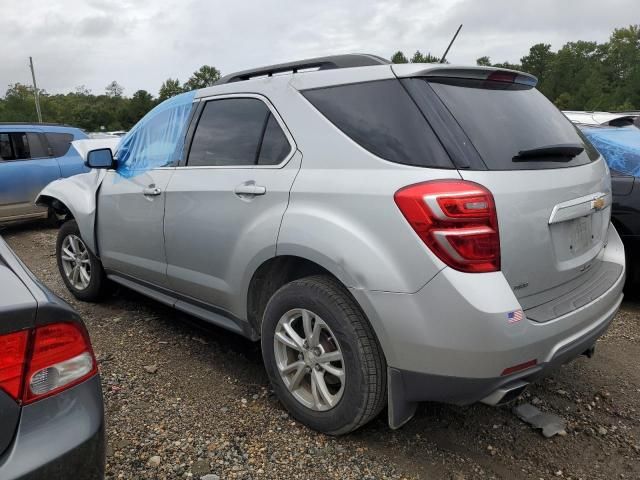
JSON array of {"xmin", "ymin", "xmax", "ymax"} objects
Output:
[
  {"xmin": 0, "ymin": 122, "xmax": 74, "ymax": 127},
  {"xmin": 215, "ymin": 53, "xmax": 390, "ymax": 85}
]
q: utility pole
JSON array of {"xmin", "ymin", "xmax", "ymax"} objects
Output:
[
  {"xmin": 440, "ymin": 24, "xmax": 463, "ymax": 63},
  {"xmin": 29, "ymin": 56, "xmax": 43, "ymax": 123}
]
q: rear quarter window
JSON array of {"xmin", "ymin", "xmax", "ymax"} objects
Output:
[{"xmin": 302, "ymin": 80, "xmax": 453, "ymax": 169}]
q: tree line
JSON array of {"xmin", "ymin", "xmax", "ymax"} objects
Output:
[
  {"xmin": 1, "ymin": 26, "xmax": 638, "ymax": 131},
  {"xmin": 0, "ymin": 65, "xmax": 221, "ymax": 132},
  {"xmin": 393, "ymin": 25, "xmax": 639, "ymax": 111}
]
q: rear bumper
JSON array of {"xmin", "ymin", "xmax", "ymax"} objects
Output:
[
  {"xmin": 350, "ymin": 224, "xmax": 625, "ymax": 428},
  {"xmin": 0, "ymin": 375, "xmax": 105, "ymax": 480}
]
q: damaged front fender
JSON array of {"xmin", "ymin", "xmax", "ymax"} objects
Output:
[{"xmin": 36, "ymin": 170, "xmax": 106, "ymax": 255}]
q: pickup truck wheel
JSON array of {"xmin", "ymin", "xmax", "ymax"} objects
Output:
[
  {"xmin": 261, "ymin": 275, "xmax": 386, "ymax": 435},
  {"xmin": 56, "ymin": 220, "xmax": 108, "ymax": 302}
]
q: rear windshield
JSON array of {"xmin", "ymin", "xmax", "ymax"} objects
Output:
[
  {"xmin": 302, "ymin": 80, "xmax": 454, "ymax": 169},
  {"xmin": 425, "ymin": 78, "xmax": 599, "ymax": 170}
]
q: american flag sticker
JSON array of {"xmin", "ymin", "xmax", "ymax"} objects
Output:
[{"xmin": 507, "ymin": 309, "xmax": 524, "ymax": 324}]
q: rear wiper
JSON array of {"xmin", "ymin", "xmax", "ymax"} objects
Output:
[{"xmin": 513, "ymin": 143, "xmax": 584, "ymax": 162}]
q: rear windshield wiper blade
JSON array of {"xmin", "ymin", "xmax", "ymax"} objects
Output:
[{"xmin": 513, "ymin": 143, "xmax": 584, "ymax": 162}]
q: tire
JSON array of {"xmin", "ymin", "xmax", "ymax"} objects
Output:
[
  {"xmin": 261, "ymin": 275, "xmax": 387, "ymax": 435},
  {"xmin": 56, "ymin": 220, "xmax": 108, "ymax": 302}
]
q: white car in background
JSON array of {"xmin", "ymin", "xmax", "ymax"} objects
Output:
[{"xmin": 564, "ymin": 111, "xmax": 639, "ymax": 127}]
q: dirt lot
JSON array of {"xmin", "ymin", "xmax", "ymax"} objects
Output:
[{"xmin": 3, "ymin": 221, "xmax": 640, "ymax": 480}]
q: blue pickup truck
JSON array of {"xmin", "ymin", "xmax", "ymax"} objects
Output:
[{"xmin": 0, "ymin": 124, "xmax": 88, "ymax": 224}]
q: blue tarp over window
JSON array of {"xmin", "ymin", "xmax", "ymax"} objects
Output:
[
  {"xmin": 115, "ymin": 91, "xmax": 196, "ymax": 178},
  {"xmin": 582, "ymin": 126, "xmax": 640, "ymax": 177}
]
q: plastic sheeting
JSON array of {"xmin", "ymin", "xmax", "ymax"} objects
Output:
[
  {"xmin": 582, "ymin": 125, "xmax": 640, "ymax": 177},
  {"xmin": 115, "ymin": 91, "xmax": 195, "ymax": 178}
]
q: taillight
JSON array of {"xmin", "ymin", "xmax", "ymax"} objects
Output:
[
  {"xmin": 394, "ymin": 180, "xmax": 500, "ymax": 273},
  {"xmin": 0, "ymin": 322, "xmax": 97, "ymax": 405},
  {"xmin": 0, "ymin": 331, "xmax": 29, "ymax": 401}
]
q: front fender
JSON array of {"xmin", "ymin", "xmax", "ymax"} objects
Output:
[{"xmin": 36, "ymin": 170, "xmax": 106, "ymax": 255}]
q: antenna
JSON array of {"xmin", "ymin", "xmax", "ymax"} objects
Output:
[
  {"xmin": 29, "ymin": 56, "xmax": 43, "ymax": 123},
  {"xmin": 440, "ymin": 24, "xmax": 463, "ymax": 63}
]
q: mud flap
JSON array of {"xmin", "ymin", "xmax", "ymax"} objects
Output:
[{"xmin": 387, "ymin": 367, "xmax": 418, "ymax": 429}]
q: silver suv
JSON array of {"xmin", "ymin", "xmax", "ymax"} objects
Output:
[{"xmin": 38, "ymin": 54, "xmax": 625, "ymax": 434}]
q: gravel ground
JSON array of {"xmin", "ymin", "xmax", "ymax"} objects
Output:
[{"xmin": 3, "ymin": 222, "xmax": 640, "ymax": 480}]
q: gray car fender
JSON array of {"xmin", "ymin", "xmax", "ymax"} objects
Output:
[{"xmin": 36, "ymin": 170, "xmax": 106, "ymax": 255}]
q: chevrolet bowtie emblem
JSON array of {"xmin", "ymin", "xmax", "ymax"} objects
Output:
[{"xmin": 591, "ymin": 197, "xmax": 606, "ymax": 211}]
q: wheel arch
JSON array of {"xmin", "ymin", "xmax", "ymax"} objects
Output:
[
  {"xmin": 245, "ymin": 254, "xmax": 358, "ymax": 336},
  {"xmin": 36, "ymin": 174, "xmax": 102, "ymax": 255}
]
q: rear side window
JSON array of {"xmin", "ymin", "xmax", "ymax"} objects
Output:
[
  {"xmin": 423, "ymin": 78, "xmax": 598, "ymax": 170},
  {"xmin": 302, "ymin": 80, "xmax": 453, "ymax": 168},
  {"xmin": 26, "ymin": 133, "xmax": 48, "ymax": 158},
  {"xmin": 188, "ymin": 98, "xmax": 291, "ymax": 167},
  {"xmin": 258, "ymin": 114, "xmax": 291, "ymax": 165},
  {"xmin": 45, "ymin": 132, "xmax": 74, "ymax": 157}
]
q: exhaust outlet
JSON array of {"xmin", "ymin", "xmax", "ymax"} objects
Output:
[{"xmin": 481, "ymin": 380, "xmax": 529, "ymax": 406}]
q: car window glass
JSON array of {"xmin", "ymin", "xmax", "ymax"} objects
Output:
[
  {"xmin": 0, "ymin": 133, "xmax": 12, "ymax": 160},
  {"xmin": 258, "ymin": 114, "xmax": 291, "ymax": 165},
  {"xmin": 188, "ymin": 98, "xmax": 270, "ymax": 167},
  {"xmin": 45, "ymin": 132, "xmax": 74, "ymax": 157},
  {"xmin": 302, "ymin": 80, "xmax": 453, "ymax": 168},
  {"xmin": 26, "ymin": 133, "xmax": 48, "ymax": 158},
  {"xmin": 0, "ymin": 132, "xmax": 30, "ymax": 160}
]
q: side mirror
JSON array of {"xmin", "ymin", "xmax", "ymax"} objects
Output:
[{"xmin": 86, "ymin": 148, "xmax": 116, "ymax": 169}]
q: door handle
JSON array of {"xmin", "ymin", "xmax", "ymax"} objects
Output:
[
  {"xmin": 143, "ymin": 186, "xmax": 162, "ymax": 196},
  {"xmin": 234, "ymin": 183, "xmax": 266, "ymax": 196}
]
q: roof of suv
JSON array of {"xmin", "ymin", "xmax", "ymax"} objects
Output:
[
  {"xmin": 0, "ymin": 123, "xmax": 86, "ymax": 135},
  {"xmin": 196, "ymin": 54, "xmax": 537, "ymax": 99}
]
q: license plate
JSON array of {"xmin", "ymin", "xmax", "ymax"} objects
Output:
[{"xmin": 570, "ymin": 216, "xmax": 592, "ymax": 253}]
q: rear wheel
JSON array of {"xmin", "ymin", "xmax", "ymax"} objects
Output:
[
  {"xmin": 56, "ymin": 220, "xmax": 108, "ymax": 302},
  {"xmin": 261, "ymin": 275, "xmax": 386, "ymax": 435}
]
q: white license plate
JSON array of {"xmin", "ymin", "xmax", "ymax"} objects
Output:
[{"xmin": 570, "ymin": 216, "xmax": 592, "ymax": 253}]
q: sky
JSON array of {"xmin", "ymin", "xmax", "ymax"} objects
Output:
[{"xmin": 1, "ymin": 0, "xmax": 636, "ymax": 97}]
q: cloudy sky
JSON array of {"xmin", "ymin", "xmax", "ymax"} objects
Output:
[{"xmin": 2, "ymin": 0, "xmax": 635, "ymax": 96}]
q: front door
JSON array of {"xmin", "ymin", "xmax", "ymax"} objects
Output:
[
  {"xmin": 163, "ymin": 95, "xmax": 299, "ymax": 315},
  {"xmin": 96, "ymin": 168, "xmax": 174, "ymax": 288}
]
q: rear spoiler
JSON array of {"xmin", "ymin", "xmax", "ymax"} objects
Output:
[{"xmin": 391, "ymin": 64, "xmax": 538, "ymax": 87}]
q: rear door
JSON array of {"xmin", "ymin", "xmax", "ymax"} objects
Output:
[
  {"xmin": 163, "ymin": 95, "xmax": 299, "ymax": 313},
  {"xmin": 0, "ymin": 130, "xmax": 61, "ymax": 220},
  {"xmin": 400, "ymin": 74, "xmax": 610, "ymax": 309}
]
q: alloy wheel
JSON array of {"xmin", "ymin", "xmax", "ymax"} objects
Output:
[
  {"xmin": 273, "ymin": 308, "xmax": 345, "ymax": 411},
  {"xmin": 60, "ymin": 234, "xmax": 91, "ymax": 291}
]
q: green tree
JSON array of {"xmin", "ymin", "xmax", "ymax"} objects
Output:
[
  {"xmin": 410, "ymin": 50, "xmax": 440, "ymax": 63},
  {"xmin": 183, "ymin": 65, "xmax": 221, "ymax": 90},
  {"xmin": 391, "ymin": 51, "xmax": 408, "ymax": 63},
  {"xmin": 158, "ymin": 78, "xmax": 184, "ymax": 101},
  {"xmin": 105, "ymin": 81, "xmax": 124, "ymax": 98},
  {"xmin": 476, "ymin": 56, "xmax": 492, "ymax": 66}
]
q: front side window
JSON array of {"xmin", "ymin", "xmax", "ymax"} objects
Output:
[
  {"xmin": 188, "ymin": 98, "xmax": 291, "ymax": 167},
  {"xmin": 0, "ymin": 132, "xmax": 30, "ymax": 160}
]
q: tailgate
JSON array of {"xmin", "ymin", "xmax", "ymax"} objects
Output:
[{"xmin": 461, "ymin": 161, "xmax": 611, "ymax": 306}]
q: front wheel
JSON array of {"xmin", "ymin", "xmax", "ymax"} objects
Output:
[
  {"xmin": 261, "ymin": 275, "xmax": 387, "ymax": 435},
  {"xmin": 56, "ymin": 220, "xmax": 108, "ymax": 302}
]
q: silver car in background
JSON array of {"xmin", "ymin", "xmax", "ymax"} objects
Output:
[{"xmin": 38, "ymin": 54, "xmax": 625, "ymax": 434}]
